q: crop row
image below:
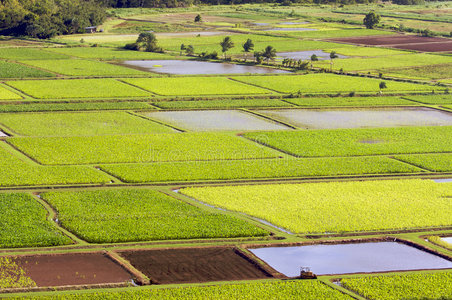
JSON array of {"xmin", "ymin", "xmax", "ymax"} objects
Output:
[
  {"xmin": 341, "ymin": 272, "xmax": 452, "ymax": 300},
  {"xmin": 41, "ymin": 189, "xmax": 268, "ymax": 243},
  {"xmin": 0, "ymin": 101, "xmax": 152, "ymax": 113},
  {"xmin": 100, "ymin": 156, "xmax": 420, "ymax": 183},
  {"xmin": 8, "ymin": 132, "xmax": 279, "ymax": 165},
  {"xmin": 0, "ymin": 61, "xmax": 54, "ymax": 78},
  {"xmin": 14, "ymin": 280, "xmax": 352, "ymax": 299},
  {"xmin": 180, "ymin": 179, "xmax": 452, "ymax": 234},
  {"xmin": 244, "ymin": 126, "xmax": 452, "ymax": 157}
]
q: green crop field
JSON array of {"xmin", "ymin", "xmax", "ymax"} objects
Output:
[
  {"xmin": 45, "ymin": 46, "xmax": 177, "ymax": 60},
  {"xmin": 21, "ymin": 59, "xmax": 148, "ymax": 76},
  {"xmin": 269, "ymin": 28, "xmax": 394, "ymax": 38},
  {"xmin": 244, "ymin": 126, "xmax": 452, "ymax": 157},
  {"xmin": 315, "ymin": 54, "xmax": 452, "ymax": 72},
  {"xmin": 341, "ymin": 272, "xmax": 452, "ymax": 300},
  {"xmin": 0, "ymin": 257, "xmax": 36, "ymax": 289},
  {"xmin": 41, "ymin": 189, "xmax": 268, "ymax": 243},
  {"xmin": 122, "ymin": 77, "xmax": 272, "ymax": 95},
  {"xmin": 153, "ymin": 98, "xmax": 292, "ymax": 109},
  {"xmin": 8, "ymin": 133, "xmax": 280, "ymax": 165},
  {"xmin": 404, "ymin": 94, "xmax": 452, "ymax": 104},
  {"xmin": 101, "ymin": 156, "xmax": 419, "ymax": 183},
  {"xmin": 232, "ymin": 74, "xmax": 439, "ymax": 94},
  {"xmin": 0, "ymin": 145, "xmax": 110, "ymax": 186},
  {"xmin": 6, "ymin": 79, "xmax": 151, "ymax": 99},
  {"xmin": 0, "ymin": 61, "xmax": 54, "ymax": 78},
  {"xmin": 0, "ymin": 48, "xmax": 69, "ymax": 60},
  {"xmin": 0, "ymin": 193, "xmax": 71, "ymax": 248},
  {"xmin": 386, "ymin": 64, "xmax": 452, "ymax": 80},
  {"xmin": 395, "ymin": 153, "xmax": 452, "ymax": 172},
  {"xmin": 181, "ymin": 179, "xmax": 452, "ymax": 234},
  {"xmin": 14, "ymin": 280, "xmax": 352, "ymax": 299},
  {"xmin": 0, "ymin": 84, "xmax": 22, "ymax": 100},
  {"xmin": 0, "ymin": 111, "xmax": 172, "ymax": 136},
  {"xmin": 0, "ymin": 101, "xmax": 152, "ymax": 113},
  {"xmin": 285, "ymin": 96, "xmax": 415, "ymax": 107}
]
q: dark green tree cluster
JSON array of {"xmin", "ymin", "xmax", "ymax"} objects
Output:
[
  {"xmin": 125, "ymin": 32, "xmax": 163, "ymax": 52},
  {"xmin": 0, "ymin": 0, "xmax": 106, "ymax": 38}
]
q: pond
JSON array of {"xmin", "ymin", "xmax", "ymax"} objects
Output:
[
  {"xmin": 121, "ymin": 60, "xmax": 289, "ymax": 75},
  {"xmin": 256, "ymin": 107, "xmax": 452, "ymax": 129},
  {"xmin": 278, "ymin": 22, "xmax": 310, "ymax": 25},
  {"xmin": 249, "ymin": 242, "xmax": 452, "ymax": 276},
  {"xmin": 432, "ymin": 178, "xmax": 452, "ymax": 183},
  {"xmin": 143, "ymin": 110, "xmax": 290, "ymax": 131},
  {"xmin": 278, "ymin": 50, "xmax": 347, "ymax": 60},
  {"xmin": 441, "ymin": 237, "xmax": 452, "ymax": 244}
]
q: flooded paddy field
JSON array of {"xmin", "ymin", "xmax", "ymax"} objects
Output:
[
  {"xmin": 14, "ymin": 252, "xmax": 133, "ymax": 287},
  {"xmin": 264, "ymin": 27, "xmax": 317, "ymax": 31},
  {"xmin": 118, "ymin": 247, "xmax": 273, "ymax": 284},
  {"xmin": 143, "ymin": 110, "xmax": 290, "ymax": 131},
  {"xmin": 121, "ymin": 60, "xmax": 288, "ymax": 75},
  {"xmin": 255, "ymin": 107, "xmax": 452, "ymax": 129},
  {"xmin": 442, "ymin": 237, "xmax": 452, "ymax": 244},
  {"xmin": 250, "ymin": 242, "xmax": 452, "ymax": 277}
]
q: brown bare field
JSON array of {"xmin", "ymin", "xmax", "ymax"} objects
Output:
[
  {"xmin": 119, "ymin": 247, "xmax": 274, "ymax": 284},
  {"xmin": 15, "ymin": 252, "xmax": 133, "ymax": 287},
  {"xmin": 331, "ymin": 35, "xmax": 452, "ymax": 52}
]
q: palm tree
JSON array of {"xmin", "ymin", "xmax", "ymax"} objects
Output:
[
  {"xmin": 262, "ymin": 45, "xmax": 276, "ymax": 65},
  {"xmin": 310, "ymin": 54, "xmax": 318, "ymax": 69},
  {"xmin": 329, "ymin": 51, "xmax": 338, "ymax": 71},
  {"xmin": 220, "ymin": 36, "xmax": 234, "ymax": 59},
  {"xmin": 242, "ymin": 39, "xmax": 254, "ymax": 61}
]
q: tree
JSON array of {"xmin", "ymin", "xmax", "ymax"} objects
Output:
[
  {"xmin": 254, "ymin": 51, "xmax": 263, "ymax": 64},
  {"xmin": 379, "ymin": 81, "xmax": 387, "ymax": 93},
  {"xmin": 194, "ymin": 14, "xmax": 202, "ymax": 22},
  {"xmin": 180, "ymin": 43, "xmax": 186, "ymax": 55},
  {"xmin": 242, "ymin": 38, "xmax": 254, "ymax": 61},
  {"xmin": 262, "ymin": 45, "xmax": 276, "ymax": 65},
  {"xmin": 363, "ymin": 11, "xmax": 380, "ymax": 29},
  {"xmin": 329, "ymin": 51, "xmax": 338, "ymax": 71},
  {"xmin": 310, "ymin": 54, "xmax": 318, "ymax": 68},
  {"xmin": 136, "ymin": 32, "xmax": 162, "ymax": 52},
  {"xmin": 220, "ymin": 36, "xmax": 234, "ymax": 59},
  {"xmin": 185, "ymin": 45, "xmax": 194, "ymax": 56}
]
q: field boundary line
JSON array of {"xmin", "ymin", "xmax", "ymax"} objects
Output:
[
  {"xmin": 94, "ymin": 166, "xmax": 125, "ymax": 184},
  {"xmin": 228, "ymin": 77, "xmax": 283, "ymax": 94},
  {"xmin": 319, "ymin": 278, "xmax": 365, "ymax": 300},
  {"xmin": 0, "ymin": 140, "xmax": 43, "ymax": 166},
  {"xmin": 106, "ymin": 251, "xmax": 151, "ymax": 285},
  {"xmin": 31, "ymin": 193, "xmax": 88, "ymax": 245},
  {"xmin": 2, "ymin": 140, "xmax": 45, "ymax": 165},
  {"xmin": 116, "ymin": 79, "xmax": 160, "ymax": 96},
  {"xmin": 390, "ymin": 156, "xmax": 437, "ymax": 173},
  {"xmin": 126, "ymin": 111, "xmax": 186, "ymax": 132},
  {"xmin": 0, "ymin": 81, "xmax": 29, "ymax": 100},
  {"xmin": 241, "ymin": 108, "xmax": 298, "ymax": 129}
]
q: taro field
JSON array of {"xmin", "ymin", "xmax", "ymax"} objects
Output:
[{"xmin": 0, "ymin": 3, "xmax": 451, "ymax": 299}]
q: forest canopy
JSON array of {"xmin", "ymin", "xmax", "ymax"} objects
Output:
[{"xmin": 0, "ymin": 0, "xmax": 106, "ymax": 38}]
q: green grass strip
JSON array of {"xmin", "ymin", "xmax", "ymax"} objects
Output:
[
  {"xmin": 285, "ymin": 96, "xmax": 415, "ymax": 107},
  {"xmin": 0, "ymin": 61, "xmax": 54, "ymax": 78},
  {"xmin": 403, "ymin": 94, "xmax": 452, "ymax": 104},
  {"xmin": 341, "ymin": 272, "xmax": 452, "ymax": 300},
  {"xmin": 0, "ymin": 102, "xmax": 152, "ymax": 113},
  {"xmin": 0, "ymin": 193, "xmax": 72, "ymax": 248},
  {"xmin": 100, "ymin": 156, "xmax": 420, "ymax": 183},
  {"xmin": 41, "ymin": 189, "xmax": 268, "ymax": 243},
  {"xmin": 154, "ymin": 98, "xmax": 292, "ymax": 109},
  {"xmin": 181, "ymin": 179, "xmax": 452, "ymax": 234}
]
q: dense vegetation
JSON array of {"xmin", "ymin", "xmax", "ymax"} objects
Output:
[
  {"xmin": 0, "ymin": 193, "xmax": 72, "ymax": 248},
  {"xmin": 41, "ymin": 189, "xmax": 268, "ymax": 242},
  {"xmin": 342, "ymin": 272, "xmax": 452, "ymax": 300},
  {"xmin": 0, "ymin": 257, "xmax": 36, "ymax": 289},
  {"xmin": 0, "ymin": 0, "xmax": 106, "ymax": 38},
  {"xmin": 181, "ymin": 179, "xmax": 452, "ymax": 234},
  {"xmin": 13, "ymin": 280, "xmax": 353, "ymax": 299}
]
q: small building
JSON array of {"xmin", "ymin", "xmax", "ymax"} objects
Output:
[{"xmin": 85, "ymin": 26, "xmax": 97, "ymax": 33}]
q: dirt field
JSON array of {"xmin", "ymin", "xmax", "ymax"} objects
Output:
[
  {"xmin": 119, "ymin": 247, "xmax": 274, "ymax": 284},
  {"xmin": 330, "ymin": 35, "xmax": 452, "ymax": 52},
  {"xmin": 15, "ymin": 252, "xmax": 133, "ymax": 287}
]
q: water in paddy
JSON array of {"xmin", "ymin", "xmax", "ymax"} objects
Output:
[
  {"xmin": 264, "ymin": 27, "xmax": 317, "ymax": 31},
  {"xmin": 278, "ymin": 50, "xmax": 347, "ymax": 60},
  {"xmin": 121, "ymin": 60, "xmax": 288, "ymax": 75},
  {"xmin": 433, "ymin": 178, "xmax": 452, "ymax": 183},
  {"xmin": 157, "ymin": 31, "xmax": 227, "ymax": 37},
  {"xmin": 143, "ymin": 110, "xmax": 290, "ymax": 131},
  {"xmin": 256, "ymin": 107, "xmax": 452, "ymax": 129},
  {"xmin": 441, "ymin": 237, "xmax": 452, "ymax": 244},
  {"xmin": 253, "ymin": 23, "xmax": 269, "ymax": 26},
  {"xmin": 250, "ymin": 242, "xmax": 452, "ymax": 276},
  {"xmin": 0, "ymin": 131, "xmax": 8, "ymax": 137}
]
